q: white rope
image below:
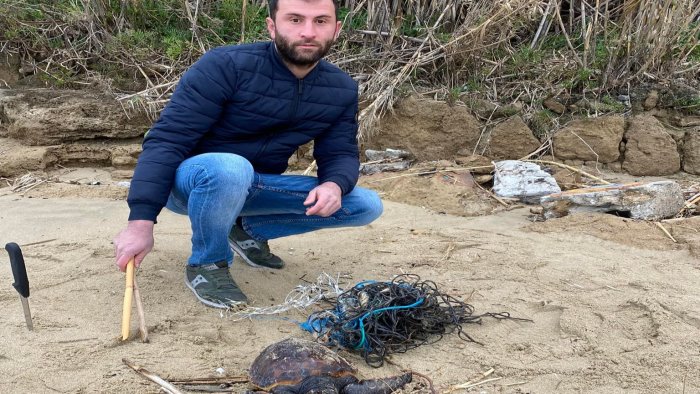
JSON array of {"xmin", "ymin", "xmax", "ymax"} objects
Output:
[{"xmin": 224, "ymin": 273, "xmax": 348, "ymax": 321}]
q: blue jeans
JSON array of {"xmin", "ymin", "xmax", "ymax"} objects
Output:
[{"xmin": 165, "ymin": 153, "xmax": 383, "ymax": 266}]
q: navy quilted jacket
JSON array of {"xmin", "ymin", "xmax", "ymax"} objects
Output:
[{"xmin": 127, "ymin": 42, "xmax": 360, "ymax": 222}]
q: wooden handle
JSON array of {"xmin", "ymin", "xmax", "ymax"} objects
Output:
[{"xmin": 121, "ymin": 258, "xmax": 135, "ymax": 341}]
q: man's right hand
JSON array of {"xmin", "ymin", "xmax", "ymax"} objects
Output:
[{"xmin": 113, "ymin": 220, "xmax": 155, "ymax": 272}]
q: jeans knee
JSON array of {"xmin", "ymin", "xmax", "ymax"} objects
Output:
[
  {"xmin": 200, "ymin": 154, "xmax": 254, "ymax": 190},
  {"xmin": 355, "ymin": 188, "xmax": 383, "ymax": 225}
]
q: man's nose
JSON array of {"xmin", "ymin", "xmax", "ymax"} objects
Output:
[{"xmin": 299, "ymin": 21, "xmax": 317, "ymax": 39}]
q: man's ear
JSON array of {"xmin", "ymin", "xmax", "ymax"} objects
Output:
[
  {"xmin": 334, "ymin": 20, "xmax": 342, "ymax": 40},
  {"xmin": 266, "ymin": 17, "xmax": 276, "ymax": 39}
]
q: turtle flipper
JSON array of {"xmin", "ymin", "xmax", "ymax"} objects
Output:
[{"xmin": 341, "ymin": 372, "xmax": 412, "ymax": 394}]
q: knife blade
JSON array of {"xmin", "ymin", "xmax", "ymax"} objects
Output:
[{"xmin": 5, "ymin": 242, "xmax": 33, "ymax": 330}]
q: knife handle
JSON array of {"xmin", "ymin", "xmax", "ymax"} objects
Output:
[{"xmin": 5, "ymin": 242, "xmax": 30, "ymax": 298}]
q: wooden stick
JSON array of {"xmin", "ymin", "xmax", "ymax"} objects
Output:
[
  {"xmin": 121, "ymin": 259, "xmax": 135, "ymax": 341},
  {"xmin": 366, "ymin": 165, "xmax": 493, "ymax": 183},
  {"xmin": 474, "ymin": 181, "xmax": 510, "ymax": 207},
  {"xmin": 168, "ymin": 377, "xmax": 249, "ymax": 385},
  {"xmin": 132, "ymin": 275, "xmax": 149, "ymax": 343},
  {"xmin": 454, "ymin": 376, "xmax": 503, "ymax": 390},
  {"xmin": 445, "ymin": 368, "xmax": 495, "ymax": 392},
  {"xmin": 123, "ymin": 358, "xmax": 184, "ymax": 394},
  {"xmin": 655, "ymin": 222, "xmax": 678, "ymax": 243}
]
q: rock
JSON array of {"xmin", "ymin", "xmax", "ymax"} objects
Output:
[
  {"xmin": 622, "ymin": 115, "xmax": 681, "ymax": 176},
  {"xmin": 0, "ymin": 89, "xmax": 149, "ymax": 145},
  {"xmin": 44, "ymin": 144, "xmax": 111, "ymax": 166},
  {"xmin": 365, "ymin": 148, "xmax": 412, "ymax": 161},
  {"xmin": 682, "ymin": 130, "xmax": 700, "ymax": 175},
  {"xmin": 572, "ymin": 98, "xmax": 623, "ymax": 113},
  {"xmin": 492, "ymin": 160, "xmax": 561, "ymax": 202},
  {"xmin": 489, "ymin": 116, "xmax": 541, "ymax": 159},
  {"xmin": 493, "ymin": 103, "xmax": 523, "ymax": 118},
  {"xmin": 112, "ymin": 155, "xmax": 138, "ymax": 167},
  {"xmin": 371, "ymin": 96, "xmax": 482, "ymax": 161},
  {"xmin": 111, "ymin": 170, "xmax": 134, "ymax": 180},
  {"xmin": 540, "ymin": 181, "xmax": 685, "ymax": 220},
  {"xmin": 360, "ymin": 160, "xmax": 411, "ymax": 175},
  {"xmin": 0, "ymin": 138, "xmax": 47, "ymax": 177},
  {"xmin": 474, "ymin": 174, "xmax": 493, "ymax": 184},
  {"xmin": 543, "ymin": 98, "xmax": 566, "ymax": 114},
  {"xmin": 675, "ymin": 116, "xmax": 700, "ymax": 127},
  {"xmin": 0, "ymin": 53, "xmax": 20, "ymax": 86},
  {"xmin": 361, "ymin": 148, "xmax": 414, "ymax": 174},
  {"xmin": 553, "ymin": 115, "xmax": 625, "ymax": 163},
  {"xmin": 643, "ymin": 90, "xmax": 659, "ymax": 110},
  {"xmin": 551, "ymin": 168, "xmax": 581, "ymax": 190},
  {"xmin": 462, "ymin": 97, "xmax": 497, "ymax": 119},
  {"xmin": 453, "ymin": 154, "xmax": 493, "ymax": 174},
  {"xmin": 605, "ymin": 161, "xmax": 623, "ymax": 172}
]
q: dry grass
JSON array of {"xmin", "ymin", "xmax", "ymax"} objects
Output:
[{"xmin": 1, "ymin": 0, "xmax": 698, "ymax": 138}]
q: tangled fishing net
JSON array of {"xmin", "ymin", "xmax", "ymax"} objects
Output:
[
  {"xmin": 223, "ymin": 273, "xmax": 346, "ymax": 321},
  {"xmin": 302, "ymin": 274, "xmax": 528, "ymax": 367}
]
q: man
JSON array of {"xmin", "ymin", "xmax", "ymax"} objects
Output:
[{"xmin": 113, "ymin": 0, "xmax": 382, "ymax": 309}]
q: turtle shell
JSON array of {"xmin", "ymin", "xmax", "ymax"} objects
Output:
[{"xmin": 249, "ymin": 338, "xmax": 357, "ymax": 390}]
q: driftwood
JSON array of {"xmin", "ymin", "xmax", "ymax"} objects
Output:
[
  {"xmin": 121, "ymin": 258, "xmax": 148, "ymax": 343},
  {"xmin": 123, "ymin": 359, "xmax": 184, "ymax": 394}
]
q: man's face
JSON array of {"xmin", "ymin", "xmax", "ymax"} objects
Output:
[{"xmin": 266, "ymin": 0, "xmax": 341, "ymax": 66}]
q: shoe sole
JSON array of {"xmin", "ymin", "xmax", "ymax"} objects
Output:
[
  {"xmin": 228, "ymin": 239, "xmax": 284, "ymax": 269},
  {"xmin": 184, "ymin": 275, "xmax": 248, "ymax": 310}
]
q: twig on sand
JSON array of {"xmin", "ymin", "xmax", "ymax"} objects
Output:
[
  {"xmin": 524, "ymin": 160, "xmax": 611, "ymax": 185},
  {"xmin": 122, "ymin": 359, "xmax": 184, "ymax": 394},
  {"xmin": 132, "ymin": 275, "xmax": 149, "ymax": 343},
  {"xmin": 503, "ymin": 381, "xmax": 529, "ymax": 387},
  {"xmin": 20, "ymin": 239, "xmax": 58, "ymax": 247},
  {"xmin": 654, "ymin": 222, "xmax": 677, "ymax": 243},
  {"xmin": 444, "ymin": 368, "xmax": 497, "ymax": 392},
  {"xmin": 168, "ymin": 376, "xmax": 249, "ymax": 385},
  {"xmin": 474, "ymin": 180, "xmax": 510, "ymax": 207}
]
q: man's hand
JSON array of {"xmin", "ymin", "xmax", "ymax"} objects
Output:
[
  {"xmin": 304, "ymin": 182, "xmax": 342, "ymax": 217},
  {"xmin": 113, "ymin": 220, "xmax": 155, "ymax": 272}
]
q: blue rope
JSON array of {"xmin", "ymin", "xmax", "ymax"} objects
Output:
[
  {"xmin": 300, "ymin": 280, "xmax": 426, "ymax": 352},
  {"xmin": 352, "ymin": 298, "xmax": 424, "ymax": 350}
]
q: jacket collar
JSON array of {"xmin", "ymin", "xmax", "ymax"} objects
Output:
[{"xmin": 267, "ymin": 41, "xmax": 322, "ymax": 81}]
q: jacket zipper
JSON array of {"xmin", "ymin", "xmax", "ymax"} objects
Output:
[{"xmin": 290, "ymin": 79, "xmax": 303, "ymax": 120}]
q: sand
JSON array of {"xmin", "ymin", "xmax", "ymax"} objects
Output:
[{"xmin": 0, "ymin": 178, "xmax": 699, "ymax": 393}]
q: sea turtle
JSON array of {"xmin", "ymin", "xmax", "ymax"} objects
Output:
[{"xmin": 248, "ymin": 338, "xmax": 412, "ymax": 393}]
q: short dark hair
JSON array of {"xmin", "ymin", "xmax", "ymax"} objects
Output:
[{"xmin": 268, "ymin": 0, "xmax": 339, "ymax": 20}]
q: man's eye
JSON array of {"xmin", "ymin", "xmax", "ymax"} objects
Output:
[{"xmin": 290, "ymin": 18, "xmax": 301, "ymax": 23}]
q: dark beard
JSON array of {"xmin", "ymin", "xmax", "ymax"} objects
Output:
[{"xmin": 274, "ymin": 33, "xmax": 334, "ymax": 66}]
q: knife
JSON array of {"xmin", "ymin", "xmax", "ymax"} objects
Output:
[{"xmin": 5, "ymin": 242, "xmax": 33, "ymax": 331}]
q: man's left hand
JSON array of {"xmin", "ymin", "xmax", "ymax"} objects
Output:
[{"xmin": 304, "ymin": 182, "xmax": 342, "ymax": 217}]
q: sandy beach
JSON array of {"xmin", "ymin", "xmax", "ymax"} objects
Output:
[{"xmin": 1, "ymin": 179, "xmax": 699, "ymax": 393}]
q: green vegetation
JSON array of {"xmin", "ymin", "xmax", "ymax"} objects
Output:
[
  {"xmin": 529, "ymin": 110, "xmax": 557, "ymax": 140},
  {"xmin": 0, "ymin": 0, "xmax": 698, "ymax": 129}
]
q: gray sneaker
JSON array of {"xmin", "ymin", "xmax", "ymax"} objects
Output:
[
  {"xmin": 228, "ymin": 224, "xmax": 285, "ymax": 269},
  {"xmin": 185, "ymin": 261, "xmax": 248, "ymax": 309}
]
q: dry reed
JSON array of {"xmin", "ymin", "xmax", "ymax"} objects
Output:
[{"xmin": 0, "ymin": 0, "xmax": 698, "ymax": 138}]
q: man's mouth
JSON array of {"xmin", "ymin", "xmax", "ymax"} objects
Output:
[{"xmin": 296, "ymin": 42, "xmax": 318, "ymax": 49}]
